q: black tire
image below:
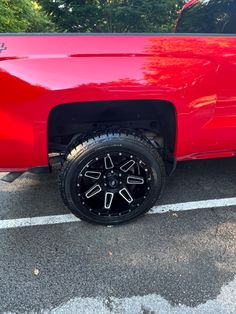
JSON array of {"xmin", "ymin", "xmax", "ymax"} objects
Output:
[{"xmin": 59, "ymin": 131, "xmax": 166, "ymax": 225}]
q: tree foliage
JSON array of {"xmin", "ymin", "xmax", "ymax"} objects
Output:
[
  {"xmin": 0, "ymin": 0, "xmax": 185, "ymax": 33},
  {"xmin": 39, "ymin": 0, "xmax": 185, "ymax": 33},
  {"xmin": 0, "ymin": 0, "xmax": 56, "ymax": 32}
]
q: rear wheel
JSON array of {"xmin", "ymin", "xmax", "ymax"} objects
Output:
[{"xmin": 59, "ymin": 131, "xmax": 166, "ymax": 224}]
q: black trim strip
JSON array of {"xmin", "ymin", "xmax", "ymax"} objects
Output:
[{"xmin": 29, "ymin": 166, "xmax": 51, "ymax": 174}]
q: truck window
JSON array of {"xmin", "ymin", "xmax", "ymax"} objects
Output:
[{"xmin": 176, "ymin": 0, "xmax": 236, "ymax": 34}]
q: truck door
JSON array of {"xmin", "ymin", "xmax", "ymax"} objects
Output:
[{"xmin": 176, "ymin": 0, "xmax": 236, "ymax": 152}]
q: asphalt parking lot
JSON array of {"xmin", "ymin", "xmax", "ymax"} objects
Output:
[{"xmin": 0, "ymin": 157, "xmax": 236, "ymax": 314}]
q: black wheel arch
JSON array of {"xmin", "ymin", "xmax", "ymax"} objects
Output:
[{"xmin": 48, "ymin": 99, "xmax": 177, "ymax": 175}]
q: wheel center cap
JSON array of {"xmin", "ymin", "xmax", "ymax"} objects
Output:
[
  {"xmin": 107, "ymin": 172, "xmax": 120, "ymax": 189},
  {"xmin": 110, "ymin": 179, "xmax": 118, "ymax": 187}
]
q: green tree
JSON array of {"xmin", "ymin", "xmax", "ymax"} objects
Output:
[
  {"xmin": 0, "ymin": 0, "xmax": 56, "ymax": 32},
  {"xmin": 40, "ymin": 0, "xmax": 185, "ymax": 33}
]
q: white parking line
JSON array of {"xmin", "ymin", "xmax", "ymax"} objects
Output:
[
  {"xmin": 0, "ymin": 197, "xmax": 236, "ymax": 230},
  {"xmin": 0, "ymin": 214, "xmax": 80, "ymax": 230},
  {"xmin": 149, "ymin": 197, "xmax": 236, "ymax": 214}
]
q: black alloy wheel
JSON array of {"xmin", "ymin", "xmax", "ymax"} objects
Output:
[{"xmin": 59, "ymin": 131, "xmax": 166, "ymax": 225}]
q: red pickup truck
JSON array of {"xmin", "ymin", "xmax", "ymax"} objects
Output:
[{"xmin": 0, "ymin": 0, "xmax": 236, "ymax": 224}]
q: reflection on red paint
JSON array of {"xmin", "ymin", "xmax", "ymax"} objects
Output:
[{"xmin": 0, "ymin": 34, "xmax": 236, "ymax": 170}]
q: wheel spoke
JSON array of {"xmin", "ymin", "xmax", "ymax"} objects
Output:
[
  {"xmin": 104, "ymin": 192, "xmax": 114, "ymax": 209},
  {"xmin": 127, "ymin": 175, "xmax": 144, "ymax": 185},
  {"xmin": 120, "ymin": 160, "xmax": 135, "ymax": 172},
  {"xmin": 119, "ymin": 188, "xmax": 133, "ymax": 204},
  {"xmin": 104, "ymin": 154, "xmax": 114, "ymax": 169},
  {"xmin": 84, "ymin": 171, "xmax": 101, "ymax": 180},
  {"xmin": 85, "ymin": 184, "xmax": 102, "ymax": 199}
]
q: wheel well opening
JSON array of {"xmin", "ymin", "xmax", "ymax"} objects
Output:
[{"xmin": 48, "ymin": 100, "xmax": 176, "ymax": 172}]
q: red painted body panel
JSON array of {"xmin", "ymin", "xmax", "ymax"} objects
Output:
[
  {"xmin": 0, "ymin": 34, "xmax": 236, "ymax": 171},
  {"xmin": 183, "ymin": 0, "xmax": 199, "ymax": 9}
]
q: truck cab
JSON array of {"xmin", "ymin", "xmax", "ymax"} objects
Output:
[{"xmin": 176, "ymin": 0, "xmax": 236, "ymax": 34}]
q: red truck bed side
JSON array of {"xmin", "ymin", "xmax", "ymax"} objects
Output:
[{"xmin": 0, "ymin": 34, "xmax": 236, "ymax": 171}]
